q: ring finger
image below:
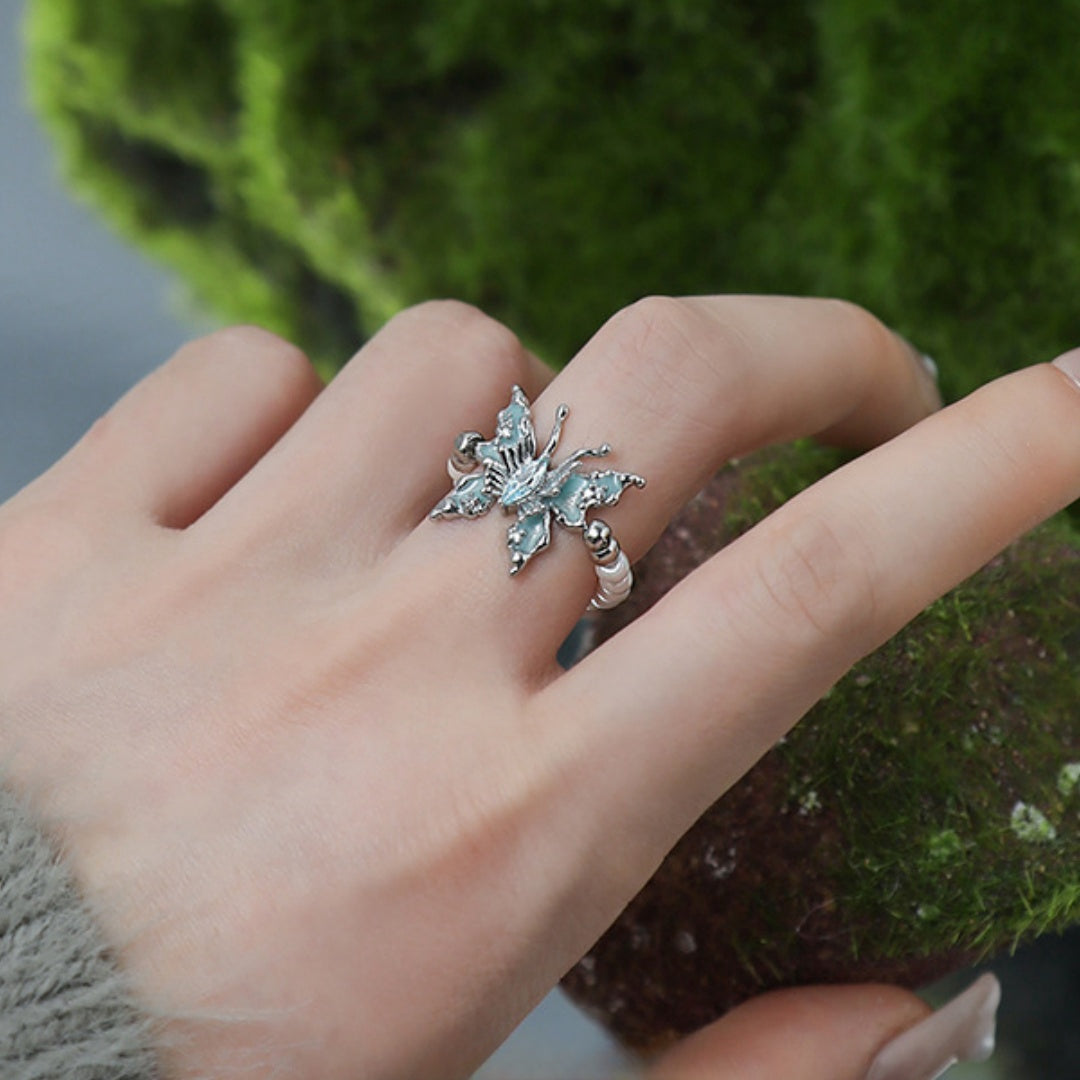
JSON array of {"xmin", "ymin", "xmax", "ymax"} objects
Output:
[{"xmin": 196, "ymin": 301, "xmax": 553, "ymax": 565}]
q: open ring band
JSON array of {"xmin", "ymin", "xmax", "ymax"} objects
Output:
[{"xmin": 430, "ymin": 385, "xmax": 645, "ymax": 612}]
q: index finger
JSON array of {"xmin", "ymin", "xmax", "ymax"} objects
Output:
[{"xmin": 532, "ymin": 354, "xmax": 1080, "ymax": 873}]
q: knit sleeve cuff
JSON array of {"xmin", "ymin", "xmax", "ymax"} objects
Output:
[{"xmin": 0, "ymin": 781, "xmax": 160, "ymax": 1078}]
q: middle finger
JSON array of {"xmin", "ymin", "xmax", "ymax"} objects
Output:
[{"xmin": 407, "ymin": 294, "xmax": 940, "ymax": 676}]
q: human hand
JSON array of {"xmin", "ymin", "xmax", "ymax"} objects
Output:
[{"xmin": 0, "ymin": 297, "xmax": 1076, "ymax": 1080}]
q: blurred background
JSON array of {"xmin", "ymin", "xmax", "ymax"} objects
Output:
[
  {"xmin": 3, "ymin": 0, "xmax": 1079, "ymax": 1074},
  {"xmin": 0, "ymin": 0, "xmax": 194, "ymax": 500}
]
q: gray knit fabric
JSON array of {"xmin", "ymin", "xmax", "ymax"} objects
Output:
[{"xmin": 0, "ymin": 783, "xmax": 160, "ymax": 1079}]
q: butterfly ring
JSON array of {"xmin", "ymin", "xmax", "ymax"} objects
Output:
[{"xmin": 429, "ymin": 386, "xmax": 646, "ymax": 611}]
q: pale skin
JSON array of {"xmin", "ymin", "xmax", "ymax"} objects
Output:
[{"xmin": 2, "ymin": 295, "xmax": 1079, "ymax": 1079}]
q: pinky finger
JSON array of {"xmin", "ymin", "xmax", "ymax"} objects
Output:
[{"xmin": 58, "ymin": 326, "xmax": 323, "ymax": 529}]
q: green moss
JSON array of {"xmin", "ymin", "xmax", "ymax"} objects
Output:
[
  {"xmin": 752, "ymin": 0, "xmax": 1080, "ymax": 400},
  {"xmin": 722, "ymin": 440, "xmax": 847, "ymax": 536},
  {"xmin": 25, "ymin": 0, "xmax": 1080, "ymax": 387},
  {"xmin": 723, "ymin": 449, "xmax": 1080, "ymax": 966},
  {"xmin": 781, "ymin": 516, "xmax": 1080, "ymax": 963}
]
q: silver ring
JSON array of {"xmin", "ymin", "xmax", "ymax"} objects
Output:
[{"xmin": 430, "ymin": 385, "xmax": 645, "ymax": 611}]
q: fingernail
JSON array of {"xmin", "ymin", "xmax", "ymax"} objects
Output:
[
  {"xmin": 1051, "ymin": 347, "xmax": 1080, "ymax": 391},
  {"xmin": 893, "ymin": 331, "xmax": 942, "ymax": 411},
  {"xmin": 863, "ymin": 974, "xmax": 1000, "ymax": 1080}
]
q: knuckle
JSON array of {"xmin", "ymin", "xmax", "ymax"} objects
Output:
[
  {"xmin": 396, "ymin": 297, "xmax": 487, "ymax": 328},
  {"xmin": 74, "ymin": 408, "xmax": 121, "ymax": 460},
  {"xmin": 185, "ymin": 324, "xmax": 315, "ymax": 384},
  {"xmin": 166, "ymin": 327, "xmax": 320, "ymax": 418},
  {"xmin": 601, "ymin": 295, "xmax": 694, "ymax": 366},
  {"xmin": 460, "ymin": 317, "xmax": 531, "ymax": 387},
  {"xmin": 216, "ymin": 323, "xmax": 300, "ymax": 353},
  {"xmin": 821, "ymin": 298, "xmax": 897, "ymax": 359},
  {"xmin": 751, "ymin": 511, "xmax": 876, "ymax": 646},
  {"xmin": 598, "ymin": 295, "xmax": 748, "ymax": 428},
  {"xmin": 64, "ymin": 405, "xmax": 130, "ymax": 480},
  {"xmin": 392, "ymin": 299, "xmax": 530, "ymax": 384},
  {"xmin": 392, "ymin": 298, "xmax": 509, "ymax": 347},
  {"xmin": 255, "ymin": 341, "xmax": 322, "ymax": 403}
]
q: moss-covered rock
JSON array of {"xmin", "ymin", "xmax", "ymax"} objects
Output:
[
  {"xmin": 22, "ymin": 0, "xmax": 1080, "ymax": 1049},
  {"xmin": 25, "ymin": 1, "xmax": 1080, "ymax": 389},
  {"xmin": 563, "ymin": 446, "xmax": 1080, "ymax": 1048}
]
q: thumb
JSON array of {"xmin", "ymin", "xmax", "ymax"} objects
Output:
[{"xmin": 644, "ymin": 976, "xmax": 999, "ymax": 1080}]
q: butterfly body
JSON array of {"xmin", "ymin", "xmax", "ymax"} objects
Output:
[{"xmin": 498, "ymin": 453, "xmax": 551, "ymax": 509}]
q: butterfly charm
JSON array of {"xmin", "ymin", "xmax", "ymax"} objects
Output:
[{"xmin": 430, "ymin": 385, "xmax": 645, "ymax": 575}]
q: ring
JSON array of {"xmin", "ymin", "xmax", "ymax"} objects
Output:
[{"xmin": 430, "ymin": 385, "xmax": 645, "ymax": 611}]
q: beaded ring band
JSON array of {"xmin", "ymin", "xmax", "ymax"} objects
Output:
[{"xmin": 430, "ymin": 386, "xmax": 645, "ymax": 611}]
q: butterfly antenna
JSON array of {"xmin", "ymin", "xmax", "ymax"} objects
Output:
[{"xmin": 541, "ymin": 404, "xmax": 570, "ymax": 459}]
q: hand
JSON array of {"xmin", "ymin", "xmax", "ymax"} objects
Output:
[{"xmin": 0, "ymin": 297, "xmax": 1075, "ymax": 1080}]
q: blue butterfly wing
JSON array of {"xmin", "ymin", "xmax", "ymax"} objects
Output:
[
  {"xmin": 430, "ymin": 471, "xmax": 495, "ymax": 519},
  {"xmin": 546, "ymin": 469, "xmax": 645, "ymax": 528},
  {"xmin": 507, "ymin": 509, "xmax": 551, "ymax": 573},
  {"xmin": 476, "ymin": 385, "xmax": 536, "ymax": 468}
]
